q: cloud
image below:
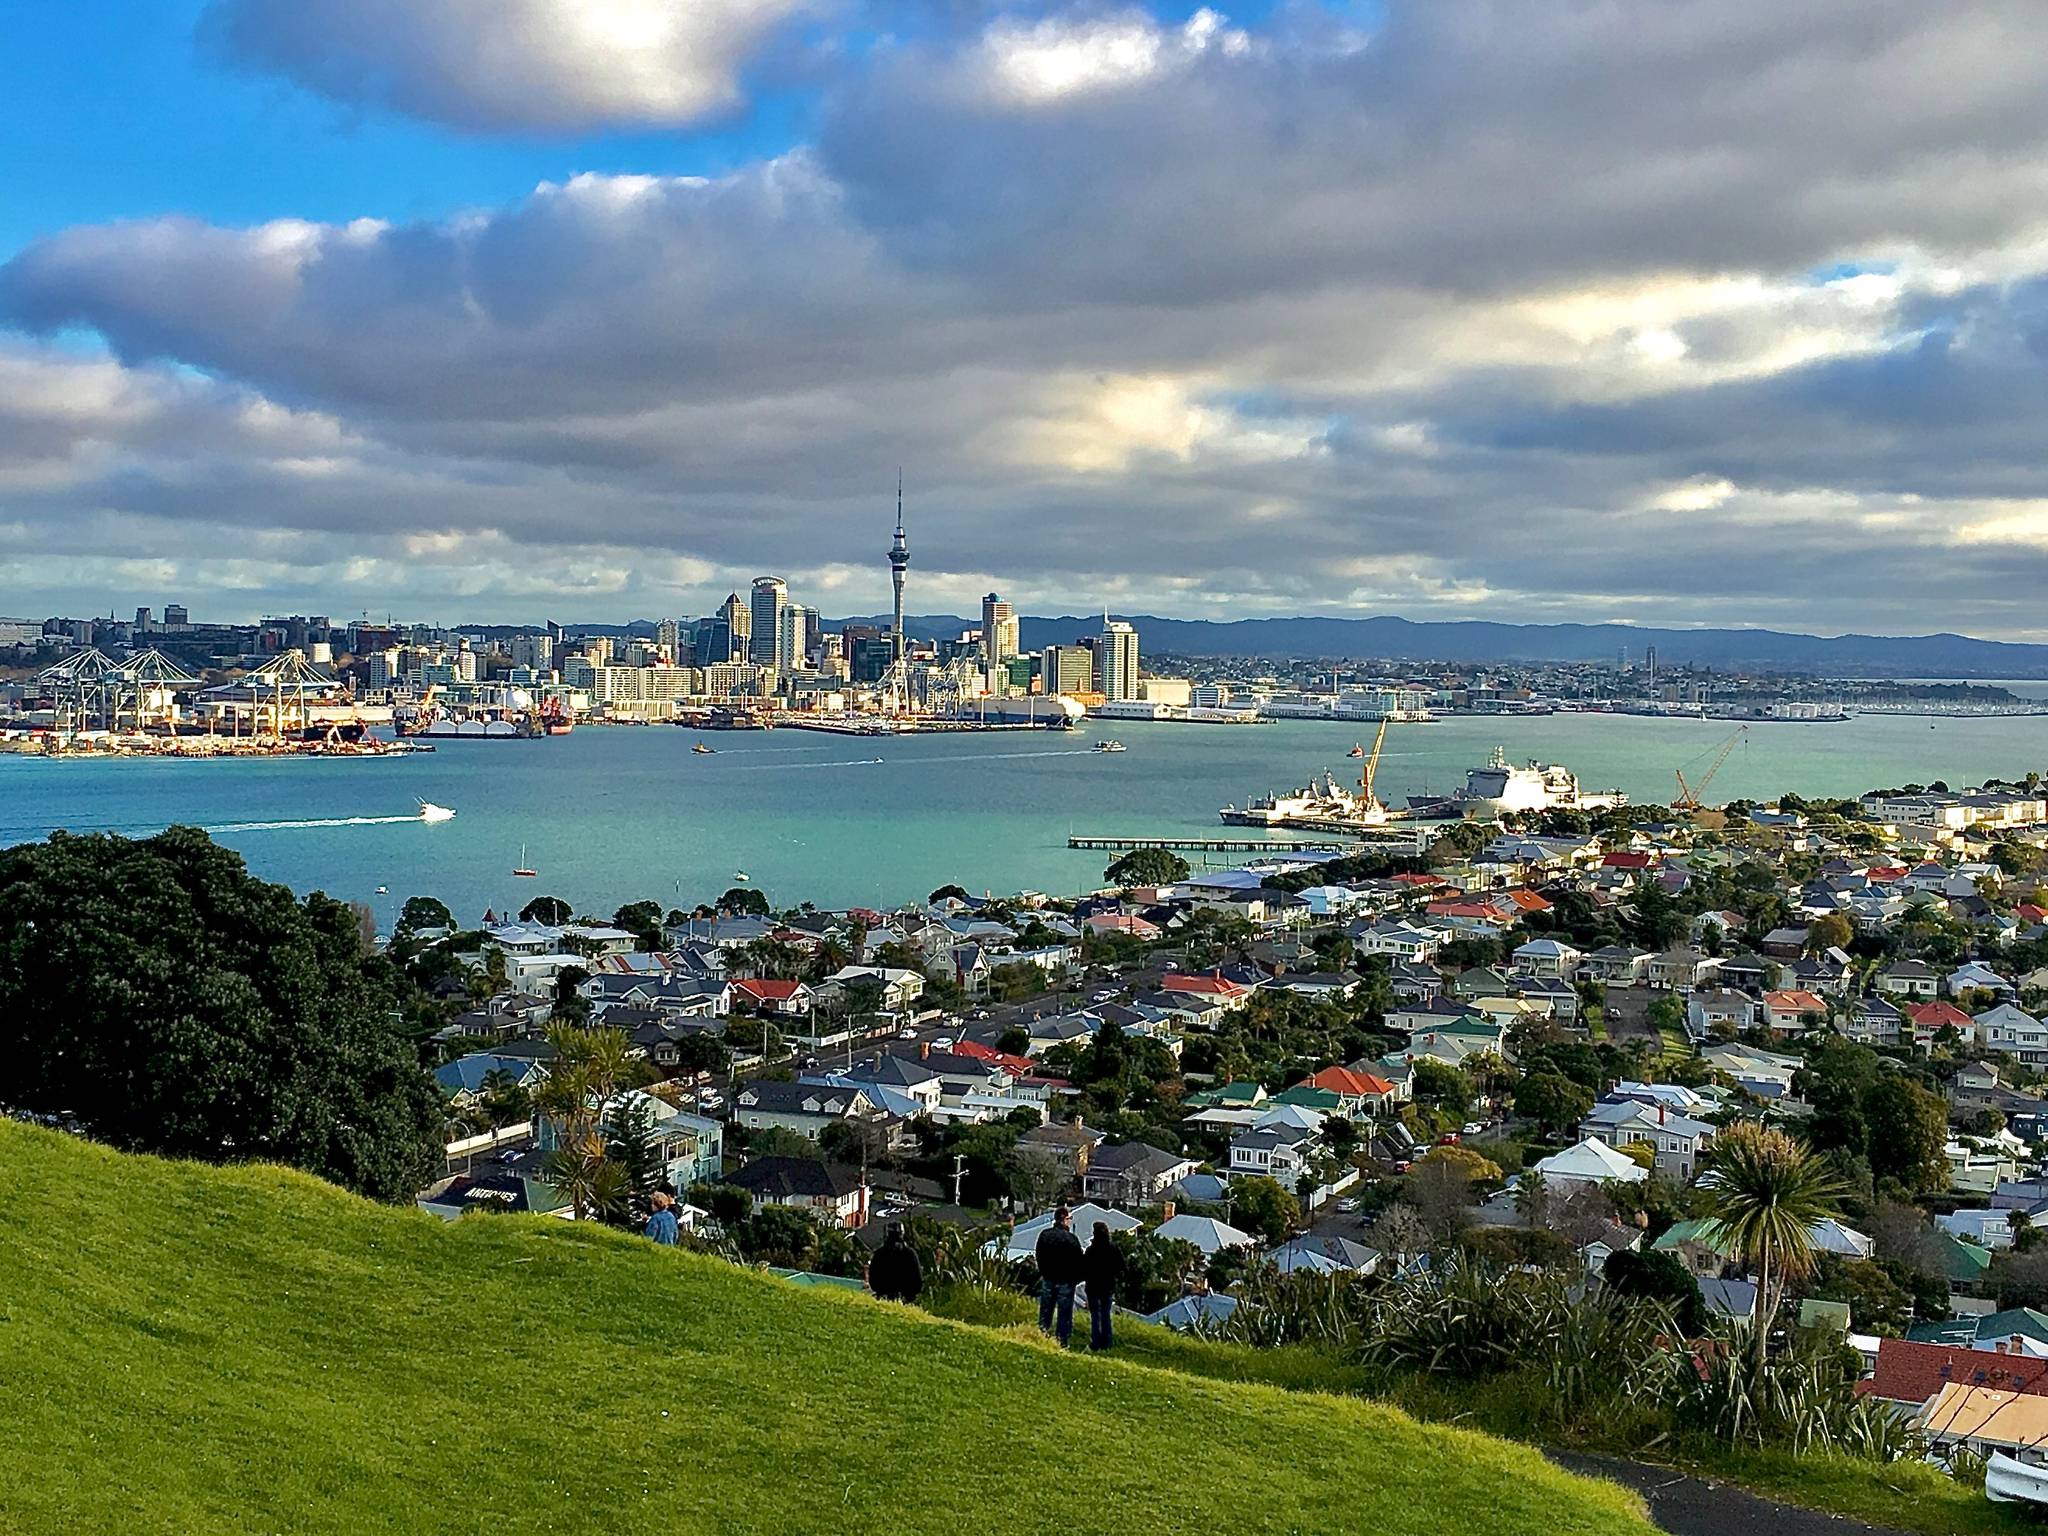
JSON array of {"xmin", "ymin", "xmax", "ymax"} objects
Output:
[{"xmin": 200, "ymin": 0, "xmax": 809, "ymax": 132}]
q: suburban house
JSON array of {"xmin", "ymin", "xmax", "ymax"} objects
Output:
[
  {"xmin": 731, "ymin": 1079, "xmax": 890, "ymax": 1142},
  {"xmin": 818, "ymin": 965, "xmax": 926, "ymax": 1013},
  {"xmin": 729, "ymin": 978, "xmax": 814, "ymax": 1016},
  {"xmin": 1082, "ymin": 1141, "xmax": 1199, "ymax": 1205},
  {"xmin": 1160, "ymin": 969, "xmax": 1256, "ymax": 1013},
  {"xmin": 1878, "ymin": 959, "xmax": 1941, "ymax": 999},
  {"xmin": 725, "ymin": 1156, "xmax": 869, "ymax": 1228},
  {"xmin": 1301, "ymin": 1064, "xmax": 1403, "ymax": 1115},
  {"xmin": 1580, "ymin": 945, "xmax": 1653, "ymax": 984},
  {"xmin": 1760, "ymin": 989, "xmax": 1829, "ymax": 1036},
  {"xmin": 1581, "ymin": 1099, "xmax": 1716, "ymax": 1180}
]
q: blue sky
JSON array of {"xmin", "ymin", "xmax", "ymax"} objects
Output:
[{"xmin": 3, "ymin": 1, "xmax": 2048, "ymax": 636}]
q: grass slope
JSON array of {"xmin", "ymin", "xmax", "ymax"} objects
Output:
[{"xmin": 0, "ymin": 1125, "xmax": 1655, "ymax": 1536}]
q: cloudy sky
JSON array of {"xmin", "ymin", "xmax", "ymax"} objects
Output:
[{"xmin": 4, "ymin": 1, "xmax": 2048, "ymax": 636}]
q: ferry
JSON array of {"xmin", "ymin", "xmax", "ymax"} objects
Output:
[
  {"xmin": 416, "ymin": 800, "xmax": 456, "ymax": 823},
  {"xmin": 1094, "ymin": 740, "xmax": 1127, "ymax": 753}
]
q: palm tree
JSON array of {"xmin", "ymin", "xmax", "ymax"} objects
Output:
[
  {"xmin": 1700, "ymin": 1122, "xmax": 1842, "ymax": 1371},
  {"xmin": 533, "ymin": 1023, "xmax": 633, "ymax": 1221}
]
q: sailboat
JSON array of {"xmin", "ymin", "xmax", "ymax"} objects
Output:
[
  {"xmin": 513, "ymin": 844, "xmax": 538, "ymax": 878},
  {"xmin": 1348, "ymin": 743, "xmax": 1365, "ymax": 758},
  {"xmin": 732, "ymin": 869, "xmax": 751, "ymax": 883}
]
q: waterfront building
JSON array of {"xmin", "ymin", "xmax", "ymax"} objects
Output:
[
  {"xmin": 749, "ymin": 578, "xmax": 787, "ymax": 666},
  {"xmin": 1043, "ymin": 644, "xmax": 1094, "ymax": 697},
  {"xmin": 1098, "ymin": 619, "xmax": 1140, "ymax": 702}
]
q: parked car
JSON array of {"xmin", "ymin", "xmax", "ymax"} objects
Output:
[
  {"xmin": 1438, "ymin": 1132, "xmax": 1462, "ymax": 1146},
  {"xmin": 1335, "ymin": 1197, "xmax": 1359, "ymax": 1214},
  {"xmin": 899, "ymin": 1026, "xmax": 918, "ymax": 1039},
  {"xmin": 697, "ymin": 1093, "xmax": 725, "ymax": 1114},
  {"xmin": 931, "ymin": 1036, "xmax": 955, "ymax": 1050},
  {"xmin": 1460, "ymin": 1122, "xmax": 1487, "ymax": 1137}
]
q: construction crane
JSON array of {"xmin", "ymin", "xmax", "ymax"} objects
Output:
[
  {"xmin": 1674, "ymin": 725, "xmax": 1747, "ymax": 810},
  {"xmin": 1358, "ymin": 715, "xmax": 1391, "ymax": 813}
]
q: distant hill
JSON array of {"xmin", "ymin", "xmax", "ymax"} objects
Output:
[
  {"xmin": 0, "ymin": 1123, "xmax": 1651, "ymax": 1536},
  {"xmin": 813, "ymin": 613, "xmax": 2048, "ymax": 676}
]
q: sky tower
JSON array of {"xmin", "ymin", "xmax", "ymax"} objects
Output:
[{"xmin": 888, "ymin": 470, "xmax": 909, "ymax": 659}]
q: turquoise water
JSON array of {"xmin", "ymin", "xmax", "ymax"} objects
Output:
[{"xmin": 5, "ymin": 712, "xmax": 2048, "ymax": 924}]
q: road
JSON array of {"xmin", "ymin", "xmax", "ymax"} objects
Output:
[{"xmin": 1547, "ymin": 1452, "xmax": 1911, "ymax": 1536}]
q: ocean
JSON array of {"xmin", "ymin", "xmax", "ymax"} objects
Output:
[{"xmin": 5, "ymin": 711, "xmax": 2048, "ymax": 925}]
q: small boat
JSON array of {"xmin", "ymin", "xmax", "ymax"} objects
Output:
[
  {"xmin": 732, "ymin": 870, "xmax": 751, "ymax": 883},
  {"xmin": 1348, "ymin": 743, "xmax": 1365, "ymax": 758},
  {"xmin": 417, "ymin": 799, "xmax": 456, "ymax": 822},
  {"xmin": 693, "ymin": 742, "xmax": 715, "ymax": 754},
  {"xmin": 1986, "ymin": 1450, "xmax": 2048, "ymax": 1506},
  {"xmin": 1094, "ymin": 740, "xmax": 1127, "ymax": 753},
  {"xmin": 513, "ymin": 843, "xmax": 538, "ymax": 878},
  {"xmin": 374, "ymin": 885, "xmax": 388, "ymax": 894}
]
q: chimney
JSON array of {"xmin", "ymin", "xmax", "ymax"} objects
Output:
[
  {"xmin": 1161, "ymin": 1200, "xmax": 1176, "ymax": 1221},
  {"xmin": 1658, "ymin": 1103, "xmax": 1666, "ymax": 1125},
  {"xmin": 920, "ymin": 1042, "xmax": 929, "ymax": 1060}
]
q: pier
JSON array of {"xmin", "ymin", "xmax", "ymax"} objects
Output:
[{"xmin": 1068, "ymin": 834, "xmax": 1355, "ymax": 852}]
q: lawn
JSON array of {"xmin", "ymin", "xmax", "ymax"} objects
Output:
[{"xmin": 0, "ymin": 1123, "xmax": 1653, "ymax": 1536}]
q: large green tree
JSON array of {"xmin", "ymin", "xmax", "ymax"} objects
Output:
[
  {"xmin": 1103, "ymin": 847, "xmax": 1191, "ymax": 886},
  {"xmin": 1861, "ymin": 1077, "xmax": 1951, "ymax": 1194},
  {"xmin": 0, "ymin": 828, "xmax": 442, "ymax": 1200}
]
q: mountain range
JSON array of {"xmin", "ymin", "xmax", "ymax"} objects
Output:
[{"xmin": 543, "ymin": 613, "xmax": 2048, "ymax": 676}]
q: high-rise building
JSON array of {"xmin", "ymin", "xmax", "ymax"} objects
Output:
[
  {"xmin": 750, "ymin": 577, "xmax": 787, "ymax": 665},
  {"xmin": 1098, "ymin": 619, "xmax": 1140, "ymax": 701},
  {"xmin": 134, "ymin": 607, "xmax": 153, "ymax": 632},
  {"xmin": 888, "ymin": 473, "xmax": 909, "ymax": 661},
  {"xmin": 509, "ymin": 633, "xmax": 554, "ymax": 671},
  {"xmin": 655, "ymin": 618, "xmax": 681, "ymax": 659},
  {"xmin": 980, "ymin": 592, "xmax": 1019, "ymax": 671},
  {"xmin": 779, "ymin": 603, "xmax": 813, "ymax": 672},
  {"xmin": 1042, "ymin": 644, "xmax": 1094, "ymax": 697},
  {"xmin": 163, "ymin": 604, "xmax": 189, "ymax": 629},
  {"xmin": 1645, "ymin": 645, "xmax": 1659, "ymax": 684}
]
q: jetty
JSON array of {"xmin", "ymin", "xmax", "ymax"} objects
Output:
[{"xmin": 1068, "ymin": 835, "xmax": 1354, "ymax": 853}]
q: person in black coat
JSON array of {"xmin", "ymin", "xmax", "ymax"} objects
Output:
[
  {"xmin": 1034, "ymin": 1205, "xmax": 1085, "ymax": 1344},
  {"xmin": 867, "ymin": 1222, "xmax": 923, "ymax": 1303},
  {"xmin": 1083, "ymin": 1221, "xmax": 1125, "ymax": 1351}
]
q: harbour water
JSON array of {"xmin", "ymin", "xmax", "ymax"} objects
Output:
[{"xmin": 5, "ymin": 711, "xmax": 2048, "ymax": 923}]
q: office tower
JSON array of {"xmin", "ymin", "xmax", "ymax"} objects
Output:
[
  {"xmin": 719, "ymin": 593, "xmax": 749, "ymax": 661},
  {"xmin": 1098, "ymin": 618, "xmax": 1139, "ymax": 701},
  {"xmin": 655, "ymin": 618, "xmax": 681, "ymax": 658},
  {"xmin": 509, "ymin": 632, "xmax": 554, "ymax": 671},
  {"xmin": 778, "ymin": 603, "xmax": 813, "ymax": 672},
  {"xmin": 887, "ymin": 472, "xmax": 909, "ymax": 661},
  {"xmin": 750, "ymin": 577, "xmax": 787, "ymax": 665},
  {"xmin": 134, "ymin": 607, "xmax": 153, "ymax": 631},
  {"xmin": 163, "ymin": 604, "xmax": 188, "ymax": 628},
  {"xmin": 1042, "ymin": 644, "xmax": 1094, "ymax": 696},
  {"xmin": 980, "ymin": 592, "xmax": 1018, "ymax": 670}
]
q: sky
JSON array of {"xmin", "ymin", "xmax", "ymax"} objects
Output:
[{"xmin": 5, "ymin": 1, "xmax": 2048, "ymax": 636}]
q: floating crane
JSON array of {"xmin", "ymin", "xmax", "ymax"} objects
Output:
[{"xmin": 1674, "ymin": 725, "xmax": 1747, "ymax": 810}]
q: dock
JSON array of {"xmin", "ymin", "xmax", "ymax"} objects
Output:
[{"xmin": 1068, "ymin": 834, "xmax": 1355, "ymax": 852}]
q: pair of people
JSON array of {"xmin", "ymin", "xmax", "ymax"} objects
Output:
[
  {"xmin": 867, "ymin": 1221, "xmax": 924, "ymax": 1303},
  {"xmin": 1035, "ymin": 1205, "xmax": 1124, "ymax": 1351}
]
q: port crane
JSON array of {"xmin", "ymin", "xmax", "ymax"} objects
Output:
[
  {"xmin": 1674, "ymin": 725, "xmax": 1747, "ymax": 810},
  {"xmin": 1357, "ymin": 716, "xmax": 1391, "ymax": 815}
]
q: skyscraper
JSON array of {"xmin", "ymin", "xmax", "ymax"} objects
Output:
[
  {"xmin": 720, "ymin": 592, "xmax": 750, "ymax": 662},
  {"xmin": 980, "ymin": 591, "xmax": 1018, "ymax": 670},
  {"xmin": 1042, "ymin": 645, "xmax": 1094, "ymax": 696},
  {"xmin": 750, "ymin": 577, "xmax": 787, "ymax": 665},
  {"xmin": 1098, "ymin": 618, "xmax": 1140, "ymax": 701},
  {"xmin": 779, "ymin": 603, "xmax": 814, "ymax": 672},
  {"xmin": 888, "ymin": 472, "xmax": 909, "ymax": 661},
  {"xmin": 655, "ymin": 617, "xmax": 681, "ymax": 659}
]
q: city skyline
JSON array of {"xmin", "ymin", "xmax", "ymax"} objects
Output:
[{"xmin": 6, "ymin": 6, "xmax": 2048, "ymax": 635}]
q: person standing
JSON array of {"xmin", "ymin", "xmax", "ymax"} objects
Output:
[
  {"xmin": 1035, "ymin": 1204, "xmax": 1084, "ymax": 1345},
  {"xmin": 644, "ymin": 1190, "xmax": 680, "ymax": 1246},
  {"xmin": 866, "ymin": 1221, "xmax": 924, "ymax": 1303},
  {"xmin": 1083, "ymin": 1221, "xmax": 1124, "ymax": 1351}
]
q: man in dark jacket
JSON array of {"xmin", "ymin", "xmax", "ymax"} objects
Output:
[
  {"xmin": 867, "ymin": 1221, "xmax": 923, "ymax": 1303},
  {"xmin": 1034, "ymin": 1205, "xmax": 1084, "ymax": 1345},
  {"xmin": 1083, "ymin": 1221, "xmax": 1124, "ymax": 1351}
]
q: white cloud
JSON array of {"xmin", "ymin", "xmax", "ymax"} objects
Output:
[{"xmin": 202, "ymin": 0, "xmax": 807, "ymax": 131}]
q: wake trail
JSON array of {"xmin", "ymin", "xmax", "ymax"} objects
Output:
[{"xmin": 207, "ymin": 814, "xmax": 425, "ymax": 833}]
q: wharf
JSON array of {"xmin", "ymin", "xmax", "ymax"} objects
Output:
[{"xmin": 1068, "ymin": 834, "xmax": 1354, "ymax": 853}]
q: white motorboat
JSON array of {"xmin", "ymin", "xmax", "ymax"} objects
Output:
[
  {"xmin": 417, "ymin": 800, "xmax": 456, "ymax": 823},
  {"xmin": 1094, "ymin": 740, "xmax": 1127, "ymax": 753},
  {"xmin": 1986, "ymin": 1451, "xmax": 2048, "ymax": 1506}
]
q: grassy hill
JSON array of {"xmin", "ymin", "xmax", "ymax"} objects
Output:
[{"xmin": 0, "ymin": 1123, "xmax": 1655, "ymax": 1536}]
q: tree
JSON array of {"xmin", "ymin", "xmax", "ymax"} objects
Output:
[
  {"xmin": 1806, "ymin": 913, "xmax": 1854, "ymax": 954},
  {"xmin": 533, "ymin": 1024, "xmax": 633, "ymax": 1221},
  {"xmin": 1513, "ymin": 1169, "xmax": 1551, "ymax": 1229},
  {"xmin": 1103, "ymin": 847, "xmax": 1191, "ymax": 887},
  {"xmin": 928, "ymin": 884, "xmax": 971, "ymax": 905},
  {"xmin": 0, "ymin": 828, "xmax": 442, "ymax": 1201},
  {"xmin": 613, "ymin": 900, "xmax": 666, "ymax": 952},
  {"xmin": 717, "ymin": 887, "xmax": 770, "ymax": 917},
  {"xmin": 1807, "ymin": 1254, "xmax": 1914, "ymax": 1336},
  {"xmin": 396, "ymin": 894, "xmax": 454, "ymax": 937},
  {"xmin": 1415, "ymin": 1144, "xmax": 1503, "ymax": 1184},
  {"xmin": 1623, "ymin": 876, "xmax": 1686, "ymax": 951},
  {"xmin": 518, "ymin": 895, "xmax": 572, "ymax": 926},
  {"xmin": 1229, "ymin": 1175, "xmax": 1300, "ymax": 1245},
  {"xmin": 1701, "ymin": 1123, "xmax": 1843, "ymax": 1371},
  {"xmin": 819, "ymin": 1118, "xmax": 892, "ymax": 1167},
  {"xmin": 1602, "ymin": 1248, "xmax": 1706, "ymax": 1335},
  {"xmin": 1514, "ymin": 1072, "xmax": 1594, "ymax": 1135},
  {"xmin": 603, "ymin": 1097, "xmax": 670, "ymax": 1228},
  {"xmin": 551, "ymin": 965, "xmax": 592, "ymax": 1025},
  {"xmin": 1862, "ymin": 1077, "xmax": 1950, "ymax": 1194},
  {"xmin": 1411, "ymin": 1059, "xmax": 1473, "ymax": 1118},
  {"xmin": 744, "ymin": 1126, "xmax": 817, "ymax": 1162},
  {"xmin": 1367, "ymin": 1202, "xmax": 1430, "ymax": 1262}
]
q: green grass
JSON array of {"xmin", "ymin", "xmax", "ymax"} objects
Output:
[{"xmin": 0, "ymin": 1124, "xmax": 1653, "ymax": 1536}]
